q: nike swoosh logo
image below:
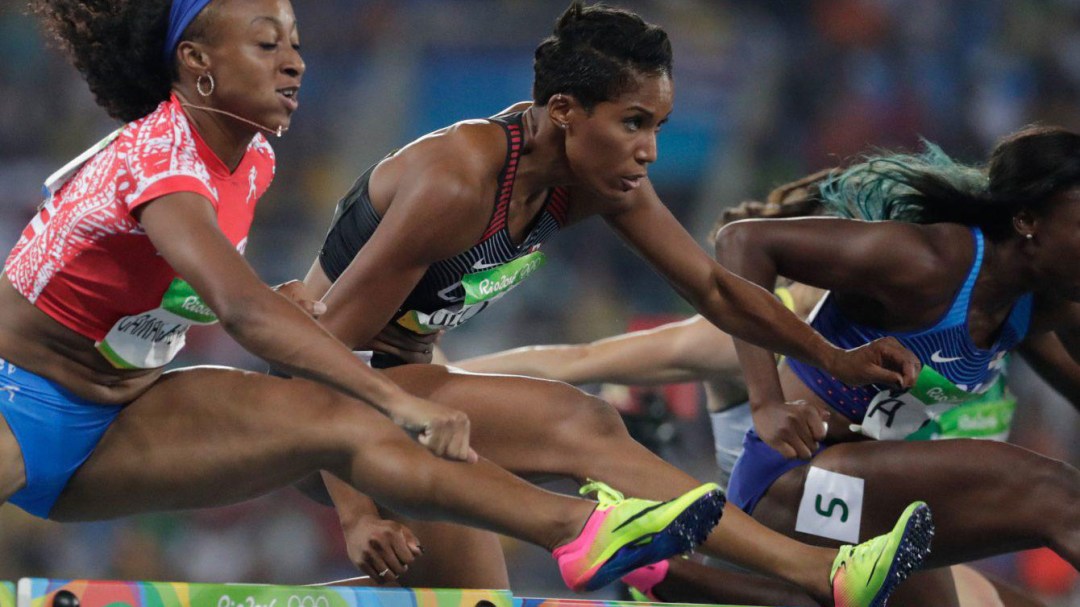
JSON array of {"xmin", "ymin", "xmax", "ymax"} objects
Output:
[
  {"xmin": 472, "ymin": 259, "xmax": 501, "ymax": 270},
  {"xmin": 930, "ymin": 350, "xmax": 963, "ymax": 364},
  {"xmin": 866, "ymin": 545, "xmax": 887, "ymax": 587},
  {"xmin": 613, "ymin": 501, "xmax": 668, "ymax": 533}
]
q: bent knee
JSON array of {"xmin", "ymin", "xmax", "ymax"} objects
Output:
[
  {"xmin": 555, "ymin": 389, "xmax": 631, "ymax": 444},
  {"xmin": 1027, "ymin": 458, "xmax": 1080, "ymax": 519}
]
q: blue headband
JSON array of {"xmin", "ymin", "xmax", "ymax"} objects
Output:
[{"xmin": 163, "ymin": 0, "xmax": 214, "ymax": 64}]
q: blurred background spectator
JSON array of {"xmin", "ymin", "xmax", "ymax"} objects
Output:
[{"xmin": 0, "ymin": 0, "xmax": 1076, "ymax": 604}]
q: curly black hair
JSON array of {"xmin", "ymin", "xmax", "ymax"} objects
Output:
[
  {"xmin": 30, "ymin": 0, "xmax": 218, "ymax": 122},
  {"xmin": 533, "ymin": 1, "xmax": 672, "ymax": 110}
]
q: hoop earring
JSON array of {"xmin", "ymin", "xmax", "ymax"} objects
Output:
[{"xmin": 196, "ymin": 73, "xmax": 215, "ymax": 97}]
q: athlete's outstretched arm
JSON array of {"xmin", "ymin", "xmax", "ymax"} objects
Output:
[
  {"xmin": 602, "ymin": 184, "xmax": 919, "ymax": 392},
  {"xmin": 457, "ymin": 315, "xmax": 739, "ymax": 385},
  {"xmin": 135, "ymin": 192, "xmax": 475, "ymax": 462},
  {"xmin": 713, "ymin": 216, "xmax": 937, "ymax": 458}
]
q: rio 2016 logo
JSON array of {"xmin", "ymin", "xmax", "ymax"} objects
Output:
[{"xmin": 218, "ymin": 595, "xmax": 331, "ymax": 607}]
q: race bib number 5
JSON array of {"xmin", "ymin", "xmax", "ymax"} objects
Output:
[{"xmin": 796, "ymin": 467, "xmax": 865, "ymax": 543}]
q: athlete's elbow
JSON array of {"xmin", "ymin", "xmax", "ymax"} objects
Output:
[{"xmin": 712, "ymin": 221, "xmax": 753, "ymax": 266}]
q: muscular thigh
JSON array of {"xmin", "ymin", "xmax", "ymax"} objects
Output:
[
  {"xmin": 384, "ymin": 365, "xmax": 612, "ymax": 477},
  {"xmin": 52, "ymin": 367, "xmax": 388, "ymax": 521},
  {"xmin": 752, "ymin": 439, "xmax": 1048, "ymax": 564}
]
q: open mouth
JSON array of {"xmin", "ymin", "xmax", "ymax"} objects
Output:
[
  {"xmin": 277, "ymin": 87, "xmax": 300, "ymax": 110},
  {"xmin": 620, "ymin": 175, "xmax": 645, "ymax": 191}
]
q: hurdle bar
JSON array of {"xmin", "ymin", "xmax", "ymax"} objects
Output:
[
  {"xmin": 516, "ymin": 597, "xmax": 764, "ymax": 607},
  {"xmin": 15, "ymin": 580, "xmax": 769, "ymax": 607},
  {"xmin": 16, "ymin": 579, "xmax": 512, "ymax": 607}
]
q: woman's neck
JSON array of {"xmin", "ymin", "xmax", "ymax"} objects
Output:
[
  {"xmin": 173, "ymin": 88, "xmax": 256, "ymax": 172},
  {"xmin": 513, "ymin": 105, "xmax": 577, "ymax": 197},
  {"xmin": 977, "ymin": 232, "xmax": 1039, "ymax": 306}
]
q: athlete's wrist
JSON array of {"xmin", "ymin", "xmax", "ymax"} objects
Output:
[
  {"xmin": 809, "ymin": 339, "xmax": 845, "ymax": 376},
  {"xmin": 368, "ymin": 384, "xmax": 412, "ymax": 416}
]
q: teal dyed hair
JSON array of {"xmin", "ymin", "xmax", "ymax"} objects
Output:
[
  {"xmin": 818, "ymin": 141, "xmax": 990, "ymax": 223},
  {"xmin": 816, "ymin": 127, "xmax": 1080, "ymax": 237}
]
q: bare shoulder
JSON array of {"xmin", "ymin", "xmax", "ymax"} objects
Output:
[
  {"xmin": 367, "ymin": 120, "xmax": 512, "ymax": 255},
  {"xmin": 395, "ymin": 119, "xmax": 507, "ymax": 184},
  {"xmin": 888, "ymin": 222, "xmax": 981, "ymax": 300},
  {"xmin": 374, "ymin": 120, "xmax": 508, "ymax": 213},
  {"xmin": 863, "ymin": 221, "xmax": 970, "ymax": 273}
]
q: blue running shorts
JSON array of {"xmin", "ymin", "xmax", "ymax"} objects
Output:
[
  {"xmin": 0, "ymin": 359, "xmax": 123, "ymax": 518},
  {"xmin": 727, "ymin": 427, "xmax": 823, "ymax": 514}
]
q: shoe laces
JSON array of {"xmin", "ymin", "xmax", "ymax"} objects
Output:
[
  {"xmin": 851, "ymin": 534, "xmax": 887, "ymax": 564},
  {"xmin": 834, "ymin": 534, "xmax": 886, "ymax": 579},
  {"xmin": 579, "ymin": 479, "xmax": 625, "ymax": 506}
]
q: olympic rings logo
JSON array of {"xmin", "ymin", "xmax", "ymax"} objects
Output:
[{"xmin": 288, "ymin": 596, "xmax": 330, "ymax": 607}]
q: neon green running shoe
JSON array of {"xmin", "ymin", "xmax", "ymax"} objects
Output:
[
  {"xmin": 554, "ymin": 480, "xmax": 725, "ymax": 592},
  {"xmin": 831, "ymin": 501, "xmax": 934, "ymax": 607}
]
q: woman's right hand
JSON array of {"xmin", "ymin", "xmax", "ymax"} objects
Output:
[
  {"xmin": 386, "ymin": 392, "xmax": 478, "ymax": 463},
  {"xmin": 826, "ymin": 337, "xmax": 921, "ymax": 390},
  {"xmin": 342, "ymin": 513, "xmax": 423, "ymax": 583},
  {"xmin": 752, "ymin": 398, "xmax": 831, "ymax": 459}
]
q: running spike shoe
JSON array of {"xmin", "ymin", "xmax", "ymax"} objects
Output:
[
  {"xmin": 554, "ymin": 480, "xmax": 724, "ymax": 592},
  {"xmin": 831, "ymin": 501, "xmax": 935, "ymax": 607}
]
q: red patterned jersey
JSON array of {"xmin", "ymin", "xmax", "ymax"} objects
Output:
[{"xmin": 4, "ymin": 93, "xmax": 275, "ymax": 368}]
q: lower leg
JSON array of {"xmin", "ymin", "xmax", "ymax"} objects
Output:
[
  {"xmin": 335, "ymin": 442, "xmax": 592, "ymax": 552},
  {"xmin": 655, "ymin": 558, "xmax": 817, "ymax": 607},
  {"xmin": 390, "ymin": 517, "xmax": 510, "ymax": 589},
  {"xmin": 950, "ymin": 566, "xmax": 1006, "ymax": 607},
  {"xmin": 886, "ymin": 569, "xmax": 961, "ymax": 607}
]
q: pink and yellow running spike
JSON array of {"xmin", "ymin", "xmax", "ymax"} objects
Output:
[{"xmin": 554, "ymin": 481, "xmax": 725, "ymax": 592}]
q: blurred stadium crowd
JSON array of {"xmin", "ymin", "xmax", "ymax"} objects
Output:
[{"xmin": 0, "ymin": 0, "xmax": 1077, "ymax": 604}]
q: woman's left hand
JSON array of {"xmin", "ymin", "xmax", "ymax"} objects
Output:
[
  {"xmin": 369, "ymin": 324, "xmax": 441, "ymax": 365},
  {"xmin": 827, "ymin": 336, "xmax": 921, "ymax": 389}
]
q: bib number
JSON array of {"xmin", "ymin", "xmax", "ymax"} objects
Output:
[
  {"xmin": 396, "ymin": 252, "xmax": 546, "ymax": 334},
  {"xmin": 855, "ymin": 365, "xmax": 1012, "ymax": 441},
  {"xmin": 96, "ymin": 278, "xmax": 217, "ymax": 369}
]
